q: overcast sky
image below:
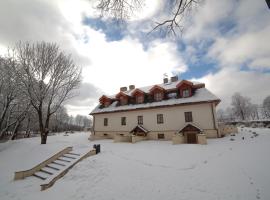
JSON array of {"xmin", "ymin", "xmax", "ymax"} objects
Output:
[{"xmin": 0, "ymin": 0, "xmax": 270, "ymax": 116}]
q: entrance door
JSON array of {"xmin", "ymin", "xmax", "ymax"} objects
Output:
[{"xmin": 186, "ymin": 132, "xmax": 197, "ymax": 144}]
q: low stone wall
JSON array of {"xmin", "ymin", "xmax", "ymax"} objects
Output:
[
  {"xmin": 204, "ymin": 129, "xmax": 219, "ymax": 138},
  {"xmin": 14, "ymin": 147, "xmax": 73, "ymax": 180},
  {"xmin": 197, "ymin": 134, "xmax": 207, "ymax": 144},
  {"xmin": 114, "ymin": 135, "xmax": 132, "ymax": 142},
  {"xmin": 218, "ymin": 124, "xmax": 238, "ymax": 137},
  {"xmin": 131, "ymin": 135, "xmax": 147, "ymax": 143},
  {"xmin": 172, "ymin": 134, "xmax": 185, "ymax": 144},
  {"xmin": 89, "ymin": 131, "xmax": 115, "ymax": 140}
]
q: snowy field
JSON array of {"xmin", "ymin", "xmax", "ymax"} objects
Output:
[{"xmin": 0, "ymin": 128, "xmax": 270, "ymax": 200}]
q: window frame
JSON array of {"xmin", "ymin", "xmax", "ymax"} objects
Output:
[
  {"xmin": 158, "ymin": 133, "xmax": 165, "ymax": 139},
  {"xmin": 104, "ymin": 118, "xmax": 108, "ymax": 126},
  {"xmin": 154, "ymin": 92, "xmax": 163, "ymax": 101},
  {"xmin": 121, "ymin": 117, "xmax": 126, "ymax": 126},
  {"xmin": 136, "ymin": 95, "xmax": 144, "ymax": 104},
  {"xmin": 120, "ymin": 96, "xmax": 128, "ymax": 105},
  {"xmin": 182, "ymin": 89, "xmax": 190, "ymax": 98},
  {"xmin": 184, "ymin": 112, "xmax": 193, "ymax": 122},
  {"xmin": 137, "ymin": 115, "xmax": 143, "ymax": 125},
  {"xmin": 157, "ymin": 114, "xmax": 164, "ymax": 124}
]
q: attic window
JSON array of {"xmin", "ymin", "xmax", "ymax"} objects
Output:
[
  {"xmin": 154, "ymin": 92, "xmax": 163, "ymax": 101},
  {"xmin": 136, "ymin": 95, "xmax": 144, "ymax": 104},
  {"xmin": 120, "ymin": 96, "xmax": 128, "ymax": 105},
  {"xmin": 183, "ymin": 89, "xmax": 190, "ymax": 98},
  {"xmin": 104, "ymin": 101, "xmax": 111, "ymax": 107}
]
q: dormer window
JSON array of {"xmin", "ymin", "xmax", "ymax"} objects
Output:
[
  {"xmin": 99, "ymin": 95, "xmax": 112, "ymax": 108},
  {"xmin": 120, "ymin": 96, "xmax": 128, "ymax": 105},
  {"xmin": 136, "ymin": 95, "xmax": 144, "ymax": 104},
  {"xmin": 182, "ymin": 89, "xmax": 190, "ymax": 98},
  {"xmin": 104, "ymin": 101, "xmax": 111, "ymax": 107},
  {"xmin": 154, "ymin": 92, "xmax": 163, "ymax": 101}
]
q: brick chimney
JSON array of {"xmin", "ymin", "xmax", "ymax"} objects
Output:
[
  {"xmin": 129, "ymin": 85, "xmax": 135, "ymax": 90},
  {"xmin": 163, "ymin": 78, "xmax": 168, "ymax": 84},
  {"xmin": 120, "ymin": 87, "xmax": 127, "ymax": 92},
  {"xmin": 170, "ymin": 76, "xmax": 178, "ymax": 82}
]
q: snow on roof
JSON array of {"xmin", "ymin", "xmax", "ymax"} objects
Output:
[
  {"xmin": 106, "ymin": 80, "xmax": 202, "ymax": 99},
  {"xmin": 177, "ymin": 123, "xmax": 203, "ymax": 133},
  {"xmin": 130, "ymin": 125, "xmax": 149, "ymax": 133},
  {"xmin": 91, "ymin": 87, "xmax": 220, "ymax": 115}
]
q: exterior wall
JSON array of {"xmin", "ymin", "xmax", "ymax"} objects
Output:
[
  {"xmin": 197, "ymin": 134, "xmax": 207, "ymax": 144},
  {"xmin": 147, "ymin": 131, "xmax": 174, "ymax": 140},
  {"xmin": 131, "ymin": 135, "xmax": 147, "ymax": 143},
  {"xmin": 92, "ymin": 103, "xmax": 218, "ymax": 140},
  {"xmin": 114, "ymin": 135, "xmax": 132, "ymax": 142},
  {"xmin": 204, "ymin": 129, "xmax": 218, "ymax": 138},
  {"xmin": 218, "ymin": 123, "xmax": 238, "ymax": 136},
  {"xmin": 172, "ymin": 134, "xmax": 184, "ymax": 144}
]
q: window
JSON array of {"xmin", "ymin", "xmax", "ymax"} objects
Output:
[
  {"xmin": 104, "ymin": 118, "xmax": 108, "ymax": 126},
  {"xmin": 157, "ymin": 114, "xmax": 164, "ymax": 124},
  {"xmin": 182, "ymin": 89, "xmax": 190, "ymax": 98},
  {"xmin": 104, "ymin": 101, "xmax": 111, "ymax": 107},
  {"xmin": 185, "ymin": 112, "xmax": 193, "ymax": 122},
  {"xmin": 103, "ymin": 133, "xmax": 108, "ymax": 136},
  {"xmin": 120, "ymin": 96, "xmax": 128, "ymax": 105},
  {"xmin": 158, "ymin": 133, "xmax": 165, "ymax": 139},
  {"xmin": 154, "ymin": 92, "xmax": 163, "ymax": 101},
  {"xmin": 121, "ymin": 117, "xmax": 126, "ymax": 125},
  {"xmin": 138, "ymin": 116, "xmax": 143, "ymax": 125},
  {"xmin": 136, "ymin": 95, "xmax": 144, "ymax": 104}
]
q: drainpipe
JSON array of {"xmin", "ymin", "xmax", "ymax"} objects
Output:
[
  {"xmin": 211, "ymin": 102, "xmax": 219, "ymax": 137},
  {"xmin": 93, "ymin": 115, "xmax": 95, "ymax": 135}
]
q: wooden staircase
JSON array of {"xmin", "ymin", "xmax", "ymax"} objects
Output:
[
  {"xmin": 31, "ymin": 151, "xmax": 81, "ymax": 181},
  {"xmin": 14, "ymin": 147, "xmax": 96, "ymax": 190}
]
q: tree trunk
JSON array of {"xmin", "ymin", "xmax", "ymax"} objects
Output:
[
  {"xmin": 41, "ymin": 133, "xmax": 47, "ymax": 144},
  {"xmin": 11, "ymin": 121, "xmax": 20, "ymax": 140}
]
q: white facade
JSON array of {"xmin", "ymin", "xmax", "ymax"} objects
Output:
[
  {"xmin": 92, "ymin": 102, "xmax": 219, "ymax": 139},
  {"xmin": 90, "ymin": 79, "xmax": 220, "ymax": 143}
]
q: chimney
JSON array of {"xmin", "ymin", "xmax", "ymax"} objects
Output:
[
  {"xmin": 163, "ymin": 78, "xmax": 168, "ymax": 84},
  {"xmin": 170, "ymin": 76, "xmax": 178, "ymax": 82},
  {"xmin": 120, "ymin": 87, "xmax": 127, "ymax": 92},
  {"xmin": 129, "ymin": 85, "xmax": 135, "ymax": 90}
]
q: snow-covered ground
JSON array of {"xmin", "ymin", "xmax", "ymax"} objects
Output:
[{"xmin": 0, "ymin": 128, "xmax": 270, "ymax": 200}]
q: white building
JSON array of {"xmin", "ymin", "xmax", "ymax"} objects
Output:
[{"xmin": 90, "ymin": 77, "xmax": 220, "ymax": 144}]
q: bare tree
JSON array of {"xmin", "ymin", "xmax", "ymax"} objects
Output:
[
  {"xmin": 94, "ymin": 0, "xmax": 199, "ymax": 36},
  {"xmin": 75, "ymin": 115, "xmax": 84, "ymax": 127},
  {"xmin": 262, "ymin": 96, "xmax": 270, "ymax": 118},
  {"xmin": 231, "ymin": 93, "xmax": 252, "ymax": 121},
  {"xmin": 217, "ymin": 108, "xmax": 226, "ymax": 122},
  {"xmin": 83, "ymin": 116, "xmax": 92, "ymax": 128},
  {"xmin": 248, "ymin": 104, "xmax": 259, "ymax": 120},
  {"xmin": 0, "ymin": 56, "xmax": 21, "ymax": 138},
  {"xmin": 14, "ymin": 41, "xmax": 81, "ymax": 144}
]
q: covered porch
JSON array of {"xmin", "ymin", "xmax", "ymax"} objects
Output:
[{"xmin": 172, "ymin": 123, "xmax": 207, "ymax": 145}]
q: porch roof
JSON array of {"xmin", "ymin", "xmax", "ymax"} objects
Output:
[{"xmin": 130, "ymin": 125, "xmax": 149, "ymax": 133}]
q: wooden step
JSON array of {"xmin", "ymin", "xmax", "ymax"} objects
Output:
[
  {"xmin": 57, "ymin": 158, "xmax": 71, "ymax": 163},
  {"xmin": 43, "ymin": 166, "xmax": 58, "ymax": 173},
  {"xmin": 66, "ymin": 152, "xmax": 80, "ymax": 156},
  {"xmin": 52, "ymin": 161, "xmax": 66, "ymax": 166},
  {"xmin": 40, "ymin": 169, "xmax": 53, "ymax": 175},
  {"xmin": 33, "ymin": 172, "xmax": 47, "ymax": 180},
  {"xmin": 46, "ymin": 164, "xmax": 60, "ymax": 171},
  {"xmin": 62, "ymin": 155, "xmax": 76, "ymax": 159}
]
